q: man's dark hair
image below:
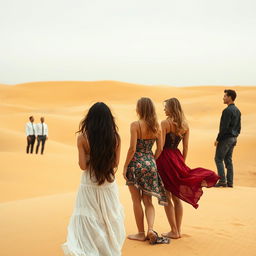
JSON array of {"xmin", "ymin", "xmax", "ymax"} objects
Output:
[
  {"xmin": 29, "ymin": 116, "xmax": 33, "ymax": 121},
  {"xmin": 224, "ymin": 89, "xmax": 237, "ymax": 101}
]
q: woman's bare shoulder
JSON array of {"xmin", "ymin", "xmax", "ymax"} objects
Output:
[
  {"xmin": 130, "ymin": 120, "xmax": 139, "ymax": 126},
  {"xmin": 182, "ymin": 124, "xmax": 189, "ymax": 136},
  {"xmin": 130, "ymin": 121, "xmax": 139, "ymax": 130},
  {"xmin": 77, "ymin": 133, "xmax": 89, "ymax": 149},
  {"xmin": 184, "ymin": 122, "xmax": 189, "ymax": 131},
  {"xmin": 161, "ymin": 119, "xmax": 170, "ymax": 126}
]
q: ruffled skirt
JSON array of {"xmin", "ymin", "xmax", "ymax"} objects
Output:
[{"xmin": 62, "ymin": 171, "xmax": 125, "ymax": 256}]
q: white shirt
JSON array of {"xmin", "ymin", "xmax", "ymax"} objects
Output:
[
  {"xmin": 36, "ymin": 122, "xmax": 48, "ymax": 136},
  {"xmin": 25, "ymin": 122, "xmax": 36, "ymax": 136}
]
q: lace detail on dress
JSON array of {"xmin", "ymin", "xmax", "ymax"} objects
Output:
[{"xmin": 164, "ymin": 132, "xmax": 182, "ymax": 149}]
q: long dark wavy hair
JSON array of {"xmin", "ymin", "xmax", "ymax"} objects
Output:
[{"xmin": 77, "ymin": 102, "xmax": 120, "ymax": 185}]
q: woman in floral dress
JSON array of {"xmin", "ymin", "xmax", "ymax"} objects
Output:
[{"xmin": 123, "ymin": 97, "xmax": 167, "ymax": 244}]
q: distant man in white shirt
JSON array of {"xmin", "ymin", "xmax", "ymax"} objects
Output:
[
  {"xmin": 36, "ymin": 117, "xmax": 48, "ymax": 155},
  {"xmin": 26, "ymin": 116, "xmax": 36, "ymax": 154}
]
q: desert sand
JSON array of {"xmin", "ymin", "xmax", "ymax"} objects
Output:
[{"xmin": 0, "ymin": 81, "xmax": 256, "ymax": 256}]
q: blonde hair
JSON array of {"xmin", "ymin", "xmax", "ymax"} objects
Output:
[
  {"xmin": 164, "ymin": 98, "xmax": 187, "ymax": 136},
  {"xmin": 136, "ymin": 97, "xmax": 159, "ymax": 136}
]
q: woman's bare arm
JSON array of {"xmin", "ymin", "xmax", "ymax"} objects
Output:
[
  {"xmin": 182, "ymin": 128, "xmax": 189, "ymax": 162},
  {"xmin": 123, "ymin": 122, "xmax": 138, "ymax": 179},
  {"xmin": 161, "ymin": 120, "xmax": 168, "ymax": 149},
  {"xmin": 154, "ymin": 128, "xmax": 163, "ymax": 160},
  {"xmin": 77, "ymin": 134, "xmax": 89, "ymax": 171},
  {"xmin": 114, "ymin": 136, "xmax": 121, "ymax": 168}
]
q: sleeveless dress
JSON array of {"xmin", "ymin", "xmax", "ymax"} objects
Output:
[
  {"xmin": 126, "ymin": 123, "xmax": 167, "ymax": 206},
  {"xmin": 156, "ymin": 129, "xmax": 220, "ymax": 209},
  {"xmin": 62, "ymin": 171, "xmax": 125, "ymax": 256}
]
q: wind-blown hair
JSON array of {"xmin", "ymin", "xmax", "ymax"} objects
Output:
[
  {"xmin": 164, "ymin": 98, "xmax": 188, "ymax": 136},
  {"xmin": 136, "ymin": 97, "xmax": 159, "ymax": 136},
  {"xmin": 77, "ymin": 102, "xmax": 120, "ymax": 185}
]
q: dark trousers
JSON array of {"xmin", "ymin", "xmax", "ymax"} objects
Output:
[
  {"xmin": 26, "ymin": 135, "xmax": 36, "ymax": 154},
  {"xmin": 36, "ymin": 135, "xmax": 47, "ymax": 154},
  {"xmin": 214, "ymin": 137, "xmax": 237, "ymax": 185}
]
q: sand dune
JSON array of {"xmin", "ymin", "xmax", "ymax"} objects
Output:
[
  {"xmin": 0, "ymin": 81, "xmax": 256, "ymax": 256},
  {"xmin": 0, "ymin": 186, "xmax": 255, "ymax": 256}
]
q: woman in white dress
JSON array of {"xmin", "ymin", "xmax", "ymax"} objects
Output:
[{"xmin": 62, "ymin": 102, "xmax": 125, "ymax": 256}]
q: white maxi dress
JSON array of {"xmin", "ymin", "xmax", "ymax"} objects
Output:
[{"xmin": 62, "ymin": 170, "xmax": 125, "ymax": 256}]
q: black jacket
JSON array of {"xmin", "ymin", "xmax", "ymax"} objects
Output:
[{"xmin": 216, "ymin": 104, "xmax": 241, "ymax": 142}]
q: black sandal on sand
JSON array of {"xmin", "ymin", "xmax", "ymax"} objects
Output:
[
  {"xmin": 155, "ymin": 236, "xmax": 170, "ymax": 244},
  {"xmin": 148, "ymin": 230, "xmax": 170, "ymax": 245}
]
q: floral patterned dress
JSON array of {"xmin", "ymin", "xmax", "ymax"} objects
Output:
[{"xmin": 126, "ymin": 139, "xmax": 167, "ymax": 206}]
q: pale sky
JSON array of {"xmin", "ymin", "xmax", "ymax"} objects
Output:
[{"xmin": 1, "ymin": 0, "xmax": 256, "ymax": 86}]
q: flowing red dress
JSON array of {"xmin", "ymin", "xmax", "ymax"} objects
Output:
[{"xmin": 156, "ymin": 132, "xmax": 219, "ymax": 209}]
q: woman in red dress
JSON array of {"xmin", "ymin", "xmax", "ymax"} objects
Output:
[{"xmin": 156, "ymin": 98, "xmax": 219, "ymax": 239}]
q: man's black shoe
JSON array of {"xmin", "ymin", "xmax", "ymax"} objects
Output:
[{"xmin": 214, "ymin": 182, "xmax": 227, "ymax": 187}]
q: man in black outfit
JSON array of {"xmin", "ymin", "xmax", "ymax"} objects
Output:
[
  {"xmin": 25, "ymin": 116, "xmax": 36, "ymax": 154},
  {"xmin": 214, "ymin": 89, "xmax": 241, "ymax": 188}
]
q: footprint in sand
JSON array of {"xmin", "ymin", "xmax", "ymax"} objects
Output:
[
  {"xmin": 190, "ymin": 226, "xmax": 214, "ymax": 231},
  {"xmin": 216, "ymin": 232, "xmax": 232, "ymax": 238},
  {"xmin": 231, "ymin": 222, "xmax": 245, "ymax": 226},
  {"xmin": 180, "ymin": 234, "xmax": 191, "ymax": 238}
]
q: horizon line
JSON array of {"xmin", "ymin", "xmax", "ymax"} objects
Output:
[{"xmin": 1, "ymin": 80, "xmax": 256, "ymax": 88}]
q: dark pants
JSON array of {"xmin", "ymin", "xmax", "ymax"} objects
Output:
[
  {"xmin": 36, "ymin": 135, "xmax": 47, "ymax": 154},
  {"xmin": 214, "ymin": 137, "xmax": 237, "ymax": 185},
  {"xmin": 26, "ymin": 135, "xmax": 36, "ymax": 154}
]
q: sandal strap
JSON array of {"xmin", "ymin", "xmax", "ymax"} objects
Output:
[{"xmin": 148, "ymin": 229, "xmax": 159, "ymax": 236}]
